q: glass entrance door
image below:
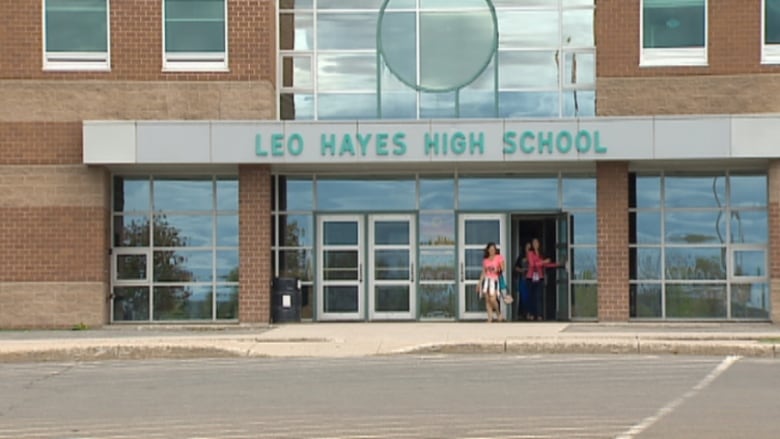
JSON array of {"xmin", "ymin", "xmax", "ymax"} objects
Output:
[
  {"xmin": 458, "ymin": 214, "xmax": 505, "ymax": 320},
  {"xmin": 317, "ymin": 215, "xmax": 363, "ymax": 320},
  {"xmin": 368, "ymin": 215, "xmax": 416, "ymax": 320},
  {"xmin": 556, "ymin": 213, "xmax": 571, "ymax": 321}
]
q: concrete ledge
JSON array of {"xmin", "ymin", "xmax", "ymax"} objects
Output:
[{"xmin": 0, "ymin": 345, "xmax": 247, "ymax": 363}]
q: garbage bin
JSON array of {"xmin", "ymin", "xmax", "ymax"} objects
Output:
[{"xmin": 271, "ymin": 277, "xmax": 302, "ymax": 323}]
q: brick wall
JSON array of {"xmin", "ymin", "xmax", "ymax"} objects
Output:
[
  {"xmin": 238, "ymin": 165, "xmax": 272, "ymax": 323},
  {"xmin": 597, "ymin": 162, "xmax": 629, "ymax": 321},
  {"xmin": 769, "ymin": 161, "xmax": 780, "ymax": 324}
]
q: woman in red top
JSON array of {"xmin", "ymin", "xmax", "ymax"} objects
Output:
[
  {"xmin": 477, "ymin": 242, "xmax": 504, "ymax": 323},
  {"xmin": 526, "ymin": 238, "xmax": 560, "ymax": 321}
]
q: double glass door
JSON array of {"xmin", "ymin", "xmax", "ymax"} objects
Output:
[{"xmin": 317, "ymin": 214, "xmax": 416, "ymax": 321}]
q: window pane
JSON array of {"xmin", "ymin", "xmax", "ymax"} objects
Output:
[
  {"xmin": 378, "ymin": 11, "xmax": 417, "ymax": 88},
  {"xmin": 114, "ymin": 177, "xmax": 150, "ymax": 212},
  {"xmin": 114, "ymin": 215, "xmax": 150, "ymax": 247},
  {"xmin": 729, "ymin": 175, "xmax": 767, "ymax": 207},
  {"xmin": 153, "ymin": 178, "xmax": 213, "ymax": 211},
  {"xmin": 498, "ymin": 11, "xmax": 559, "ymax": 48},
  {"xmin": 733, "ymin": 251, "xmax": 766, "ymax": 277},
  {"xmin": 375, "ymin": 285, "xmax": 410, "ymax": 312},
  {"xmin": 280, "ymin": 214, "xmax": 313, "ymax": 247},
  {"xmin": 323, "ymin": 223, "xmax": 358, "ymax": 246},
  {"xmin": 420, "ymin": 178, "xmax": 455, "ymax": 210},
  {"xmin": 279, "ymin": 12, "xmax": 313, "ymax": 51},
  {"xmin": 563, "ymin": 52, "xmax": 595, "ymax": 86},
  {"xmin": 731, "ymin": 283, "xmax": 770, "ymax": 319},
  {"xmin": 324, "ymin": 286, "xmax": 358, "ymax": 312},
  {"xmin": 642, "ymin": 0, "xmax": 705, "ymax": 49},
  {"xmin": 216, "ymin": 178, "xmax": 238, "ymax": 211},
  {"xmin": 46, "ymin": 0, "xmax": 107, "ymax": 52},
  {"xmin": 154, "ymin": 285, "xmax": 213, "ymax": 320},
  {"xmin": 153, "ymin": 250, "xmax": 213, "ymax": 282},
  {"xmin": 665, "ymin": 283, "xmax": 727, "ymax": 319},
  {"xmin": 458, "ymin": 90, "xmax": 499, "ymax": 119},
  {"xmin": 665, "ymin": 247, "xmax": 726, "ymax": 280},
  {"xmin": 375, "ymin": 221, "xmax": 410, "ymax": 245},
  {"xmin": 318, "ymin": 94, "xmax": 378, "ymax": 120},
  {"xmin": 630, "ymin": 174, "xmax": 660, "ymax": 208},
  {"xmin": 154, "ymin": 215, "xmax": 213, "ymax": 247},
  {"xmin": 374, "ymin": 250, "xmax": 410, "ymax": 280},
  {"xmin": 420, "ymin": 283, "xmax": 456, "ymax": 319},
  {"xmin": 629, "ymin": 211, "xmax": 661, "ymax": 244},
  {"xmin": 572, "ymin": 247, "xmax": 597, "ymax": 280},
  {"xmin": 664, "ymin": 211, "xmax": 726, "ymax": 244},
  {"xmin": 499, "ymin": 91, "xmax": 560, "ymax": 118},
  {"xmin": 113, "ymin": 287, "xmax": 149, "ymax": 321},
  {"xmin": 420, "ymin": 91, "xmax": 456, "ymax": 119},
  {"xmin": 317, "ymin": 13, "xmax": 376, "ymax": 50},
  {"xmin": 498, "ymin": 51, "xmax": 559, "ymax": 89},
  {"xmin": 630, "ymin": 247, "xmax": 661, "ymax": 280},
  {"xmin": 216, "ymin": 250, "xmax": 239, "ymax": 282},
  {"xmin": 458, "ymin": 177, "xmax": 558, "ymax": 210},
  {"xmin": 216, "ymin": 285, "xmax": 238, "ymax": 319},
  {"xmin": 317, "ymin": 179, "xmax": 415, "ymax": 211},
  {"xmin": 664, "ymin": 175, "xmax": 726, "ymax": 208},
  {"xmin": 630, "ymin": 283, "xmax": 662, "ymax": 318},
  {"xmin": 562, "ymin": 9, "xmax": 594, "ymax": 47},
  {"xmin": 419, "ymin": 249, "xmax": 455, "ymax": 281},
  {"xmin": 282, "ymin": 56, "xmax": 313, "ymax": 89},
  {"xmin": 279, "ymin": 177, "xmax": 313, "ymax": 211},
  {"xmin": 767, "ymin": 0, "xmax": 780, "ymax": 44},
  {"xmin": 165, "ymin": 0, "xmax": 225, "ymax": 52},
  {"xmin": 562, "ymin": 90, "xmax": 596, "ymax": 118},
  {"xmin": 419, "ymin": 213, "xmax": 455, "ymax": 246},
  {"xmin": 571, "ymin": 284, "xmax": 597, "ymax": 319},
  {"xmin": 318, "ymin": 54, "xmax": 376, "ymax": 91},
  {"xmin": 117, "ymin": 254, "xmax": 147, "ymax": 281},
  {"xmin": 731, "ymin": 210, "xmax": 768, "ymax": 244},
  {"xmin": 279, "ymin": 249, "xmax": 313, "ymax": 281},
  {"xmin": 280, "ymin": 93, "xmax": 315, "ymax": 120},
  {"xmin": 571, "ymin": 212, "xmax": 596, "ymax": 245},
  {"xmin": 216, "ymin": 215, "xmax": 238, "ymax": 247},
  {"xmin": 380, "ymin": 91, "xmax": 417, "ymax": 119}
]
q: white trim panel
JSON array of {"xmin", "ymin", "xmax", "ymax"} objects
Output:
[{"xmin": 83, "ymin": 121, "xmax": 136, "ymax": 164}]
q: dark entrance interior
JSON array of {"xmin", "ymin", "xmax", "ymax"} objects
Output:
[{"xmin": 510, "ymin": 215, "xmax": 560, "ymax": 321}]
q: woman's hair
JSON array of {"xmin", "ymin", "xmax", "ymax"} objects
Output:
[{"xmin": 483, "ymin": 242, "xmax": 497, "ymax": 259}]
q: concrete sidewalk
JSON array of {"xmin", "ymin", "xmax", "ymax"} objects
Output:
[{"xmin": 1, "ymin": 322, "xmax": 779, "ymax": 363}]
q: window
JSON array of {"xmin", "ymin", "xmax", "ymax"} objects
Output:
[
  {"xmin": 640, "ymin": 0, "xmax": 707, "ymax": 67},
  {"xmin": 163, "ymin": 0, "xmax": 228, "ymax": 71},
  {"xmin": 43, "ymin": 0, "xmax": 110, "ymax": 71},
  {"xmin": 763, "ymin": 0, "xmax": 780, "ymax": 63}
]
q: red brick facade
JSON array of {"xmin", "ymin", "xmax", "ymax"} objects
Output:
[
  {"xmin": 596, "ymin": 162, "xmax": 630, "ymax": 322},
  {"xmin": 238, "ymin": 165, "xmax": 272, "ymax": 324}
]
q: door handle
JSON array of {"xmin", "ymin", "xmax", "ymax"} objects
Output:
[
  {"xmin": 358, "ymin": 263, "xmax": 362, "ymax": 282},
  {"xmin": 410, "ymin": 262, "xmax": 414, "ymax": 283},
  {"xmin": 460, "ymin": 262, "xmax": 465, "ymax": 282}
]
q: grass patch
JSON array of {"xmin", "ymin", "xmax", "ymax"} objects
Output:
[{"xmin": 758, "ymin": 338, "xmax": 780, "ymax": 344}]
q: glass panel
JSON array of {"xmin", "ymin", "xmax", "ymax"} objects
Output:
[
  {"xmin": 465, "ymin": 248, "xmax": 484, "ymax": 280},
  {"xmin": 113, "ymin": 215, "xmax": 150, "ymax": 247},
  {"xmin": 571, "ymin": 284, "xmax": 597, "ymax": 319},
  {"xmin": 665, "ymin": 283, "xmax": 727, "ymax": 319},
  {"xmin": 282, "ymin": 56, "xmax": 313, "ymax": 89},
  {"xmin": 216, "ymin": 285, "xmax": 238, "ymax": 319},
  {"xmin": 562, "ymin": 9, "xmax": 594, "ymax": 47},
  {"xmin": 317, "ymin": 180, "xmax": 415, "ymax": 211},
  {"xmin": 216, "ymin": 178, "xmax": 238, "ymax": 211},
  {"xmin": 465, "ymin": 281, "xmax": 487, "ymax": 312},
  {"xmin": 571, "ymin": 212, "xmax": 596, "ymax": 245},
  {"xmin": 375, "ymin": 285, "xmax": 410, "ymax": 312},
  {"xmin": 279, "ymin": 12, "xmax": 314, "ymax": 51},
  {"xmin": 642, "ymin": 0, "xmax": 706, "ymax": 49},
  {"xmin": 279, "ymin": 0, "xmax": 314, "ymax": 9},
  {"xmin": 420, "ymin": 91, "xmax": 457, "ymax": 119},
  {"xmin": 216, "ymin": 250, "xmax": 239, "ymax": 282},
  {"xmin": 380, "ymin": 91, "xmax": 417, "ymax": 119},
  {"xmin": 571, "ymin": 247, "xmax": 597, "ymax": 280},
  {"xmin": 664, "ymin": 175, "xmax": 726, "ymax": 209},
  {"xmin": 731, "ymin": 283, "xmax": 770, "ymax": 319},
  {"xmin": 153, "ymin": 178, "xmax": 213, "ymax": 211},
  {"xmin": 323, "ymin": 221, "xmax": 358, "ymax": 245},
  {"xmin": 374, "ymin": 250, "xmax": 410, "ymax": 280},
  {"xmin": 498, "ymin": 51, "xmax": 558, "ymax": 89},
  {"xmin": 458, "ymin": 90, "xmax": 499, "ymax": 118},
  {"xmin": 562, "ymin": 177, "xmax": 596, "ymax": 209},
  {"xmin": 665, "ymin": 211, "xmax": 726, "ymax": 244},
  {"xmin": 165, "ymin": 0, "xmax": 225, "ymax": 52},
  {"xmin": 46, "ymin": 0, "xmax": 108, "ymax": 52},
  {"xmin": 216, "ymin": 215, "xmax": 238, "ymax": 247},
  {"xmin": 280, "ymin": 214, "xmax": 313, "ymax": 247},
  {"xmin": 562, "ymin": 90, "xmax": 596, "ymax": 118},
  {"xmin": 318, "ymin": 54, "xmax": 376, "ymax": 91},
  {"xmin": 733, "ymin": 250, "xmax": 766, "ymax": 277},
  {"xmin": 767, "ymin": 0, "xmax": 780, "ymax": 44},
  {"xmin": 729, "ymin": 175, "xmax": 767, "ymax": 207},
  {"xmin": 465, "ymin": 220, "xmax": 500, "ymax": 246},
  {"xmin": 378, "ymin": 11, "xmax": 417, "ymax": 88},
  {"xmin": 113, "ymin": 177, "xmax": 150, "ymax": 212},
  {"xmin": 629, "ymin": 211, "xmax": 662, "ymax": 244},
  {"xmin": 323, "ymin": 250, "xmax": 358, "ymax": 280},
  {"xmin": 419, "ymin": 283, "xmax": 456, "ymax": 319},
  {"xmin": 153, "ymin": 250, "xmax": 213, "ymax": 282},
  {"xmin": 112, "ymin": 287, "xmax": 149, "ymax": 321},
  {"xmin": 280, "ymin": 93, "xmax": 315, "ymax": 120},
  {"xmin": 324, "ymin": 286, "xmax": 359, "ymax": 312},
  {"xmin": 154, "ymin": 285, "xmax": 213, "ymax": 320},
  {"xmin": 419, "ymin": 213, "xmax": 455, "ymax": 246},
  {"xmin": 665, "ymin": 247, "xmax": 726, "ymax": 280},
  {"xmin": 498, "ymin": 11, "xmax": 559, "ymax": 48},
  {"xmin": 279, "ymin": 249, "xmax": 313, "ymax": 281},
  {"xmin": 117, "ymin": 254, "xmax": 147, "ymax": 280},
  {"xmin": 459, "ymin": 177, "xmax": 558, "ymax": 210},
  {"xmin": 375, "ymin": 221, "xmax": 410, "ymax": 245},
  {"xmin": 630, "ymin": 174, "xmax": 661, "ymax": 208},
  {"xmin": 420, "ymin": 178, "xmax": 455, "ymax": 210},
  {"xmin": 419, "ymin": 249, "xmax": 455, "ymax": 281},
  {"xmin": 318, "ymin": 94, "xmax": 378, "ymax": 120},
  {"xmin": 630, "ymin": 283, "xmax": 662, "ymax": 318},
  {"xmin": 731, "ymin": 210, "xmax": 768, "ymax": 244},
  {"xmin": 499, "ymin": 91, "xmax": 560, "ymax": 118},
  {"xmin": 317, "ymin": 13, "xmax": 376, "ymax": 50},
  {"xmin": 318, "ymin": 0, "xmax": 392, "ymax": 8},
  {"xmin": 154, "ymin": 214, "xmax": 213, "ymax": 247},
  {"xmin": 629, "ymin": 247, "xmax": 661, "ymax": 280},
  {"xmin": 279, "ymin": 177, "xmax": 313, "ymax": 211},
  {"xmin": 300, "ymin": 284, "xmax": 313, "ymax": 320}
]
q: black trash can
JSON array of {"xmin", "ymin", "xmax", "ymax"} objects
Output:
[{"xmin": 271, "ymin": 277, "xmax": 302, "ymax": 323}]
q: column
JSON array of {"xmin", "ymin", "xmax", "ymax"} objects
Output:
[
  {"xmin": 596, "ymin": 162, "xmax": 630, "ymax": 321},
  {"xmin": 239, "ymin": 164, "xmax": 273, "ymax": 323}
]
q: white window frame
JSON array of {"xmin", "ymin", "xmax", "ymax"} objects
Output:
[
  {"xmin": 42, "ymin": 0, "xmax": 111, "ymax": 71},
  {"xmin": 762, "ymin": 0, "xmax": 780, "ymax": 64},
  {"xmin": 162, "ymin": 0, "xmax": 229, "ymax": 72},
  {"xmin": 639, "ymin": 0, "xmax": 708, "ymax": 67}
]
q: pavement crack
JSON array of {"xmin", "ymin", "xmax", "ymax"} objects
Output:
[{"xmin": 22, "ymin": 363, "xmax": 76, "ymax": 390}]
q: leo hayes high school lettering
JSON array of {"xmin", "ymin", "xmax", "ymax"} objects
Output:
[{"xmin": 255, "ymin": 129, "xmax": 608, "ymax": 158}]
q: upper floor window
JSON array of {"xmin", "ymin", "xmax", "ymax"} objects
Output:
[
  {"xmin": 43, "ymin": 0, "xmax": 110, "ymax": 71},
  {"xmin": 641, "ymin": 0, "xmax": 707, "ymax": 67},
  {"xmin": 163, "ymin": 0, "xmax": 228, "ymax": 72},
  {"xmin": 763, "ymin": 0, "xmax": 780, "ymax": 63}
]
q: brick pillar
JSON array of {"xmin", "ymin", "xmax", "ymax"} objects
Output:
[
  {"xmin": 239, "ymin": 164, "xmax": 272, "ymax": 324},
  {"xmin": 769, "ymin": 161, "xmax": 780, "ymax": 324},
  {"xmin": 596, "ymin": 162, "xmax": 630, "ymax": 321}
]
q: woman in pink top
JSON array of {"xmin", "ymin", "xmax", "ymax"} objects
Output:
[
  {"xmin": 477, "ymin": 242, "xmax": 504, "ymax": 322},
  {"xmin": 526, "ymin": 238, "xmax": 560, "ymax": 321}
]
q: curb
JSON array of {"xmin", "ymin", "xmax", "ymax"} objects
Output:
[{"xmin": 0, "ymin": 346, "xmax": 247, "ymax": 363}]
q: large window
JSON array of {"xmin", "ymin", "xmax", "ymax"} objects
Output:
[
  {"xmin": 629, "ymin": 172, "xmax": 769, "ymax": 320},
  {"xmin": 764, "ymin": 0, "xmax": 780, "ymax": 63},
  {"xmin": 163, "ymin": 0, "xmax": 228, "ymax": 71},
  {"xmin": 641, "ymin": 0, "xmax": 707, "ymax": 67},
  {"xmin": 111, "ymin": 176, "xmax": 239, "ymax": 322},
  {"xmin": 279, "ymin": 0, "xmax": 595, "ymax": 120},
  {"xmin": 43, "ymin": 0, "xmax": 110, "ymax": 71}
]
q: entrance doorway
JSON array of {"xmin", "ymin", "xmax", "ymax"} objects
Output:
[{"xmin": 510, "ymin": 214, "xmax": 570, "ymax": 321}]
